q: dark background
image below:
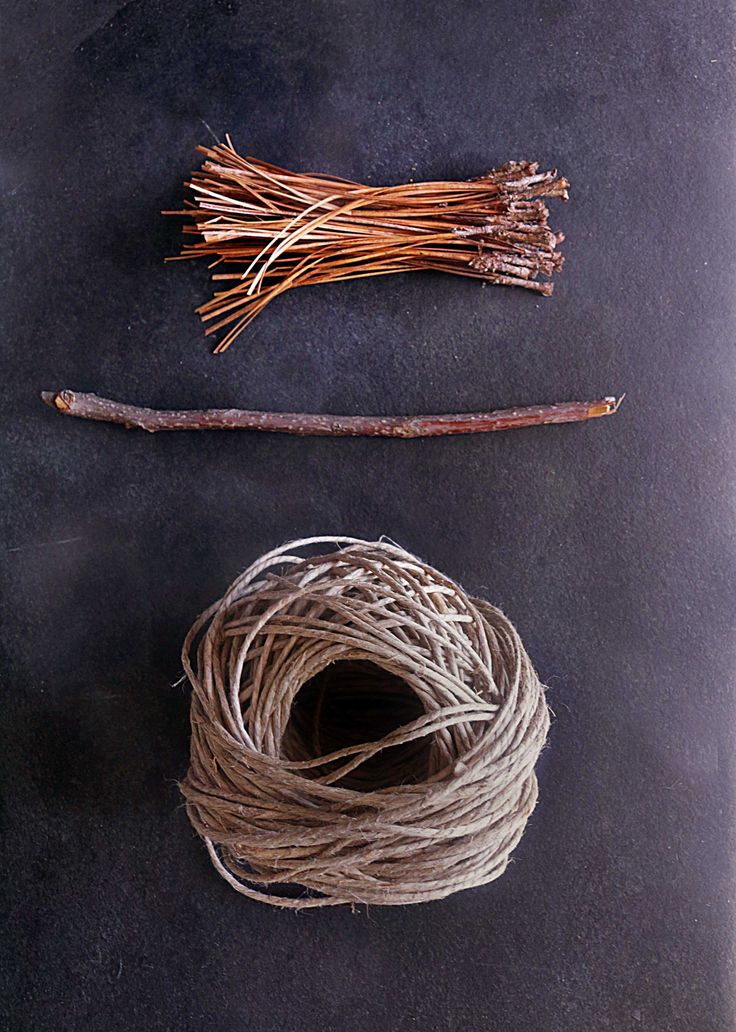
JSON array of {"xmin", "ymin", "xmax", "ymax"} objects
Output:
[{"xmin": 2, "ymin": 2, "xmax": 735, "ymax": 1029}]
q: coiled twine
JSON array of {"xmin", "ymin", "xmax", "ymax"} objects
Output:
[{"xmin": 181, "ymin": 537, "xmax": 549, "ymax": 908}]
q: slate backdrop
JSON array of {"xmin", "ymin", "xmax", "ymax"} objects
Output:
[{"xmin": 2, "ymin": 2, "xmax": 735, "ymax": 1030}]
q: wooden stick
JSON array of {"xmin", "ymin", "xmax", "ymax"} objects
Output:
[{"xmin": 41, "ymin": 390, "xmax": 623, "ymax": 437}]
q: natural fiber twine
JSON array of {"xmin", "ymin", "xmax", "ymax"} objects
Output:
[{"xmin": 181, "ymin": 537, "xmax": 549, "ymax": 908}]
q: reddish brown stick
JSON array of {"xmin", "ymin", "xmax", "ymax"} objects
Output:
[{"xmin": 41, "ymin": 390, "xmax": 623, "ymax": 437}]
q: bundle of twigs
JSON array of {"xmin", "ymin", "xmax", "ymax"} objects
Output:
[{"xmin": 170, "ymin": 139, "xmax": 569, "ymax": 352}]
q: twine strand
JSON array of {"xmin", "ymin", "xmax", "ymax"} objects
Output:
[{"xmin": 181, "ymin": 538, "xmax": 549, "ymax": 908}]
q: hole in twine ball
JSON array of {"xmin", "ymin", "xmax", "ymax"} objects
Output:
[
  {"xmin": 282, "ymin": 660, "xmax": 431, "ymax": 791},
  {"xmin": 181, "ymin": 537, "xmax": 549, "ymax": 909}
]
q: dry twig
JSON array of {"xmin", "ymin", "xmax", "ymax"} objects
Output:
[{"xmin": 41, "ymin": 390, "xmax": 623, "ymax": 436}]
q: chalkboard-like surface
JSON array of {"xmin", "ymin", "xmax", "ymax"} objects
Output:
[{"xmin": 2, "ymin": 3, "xmax": 734, "ymax": 1030}]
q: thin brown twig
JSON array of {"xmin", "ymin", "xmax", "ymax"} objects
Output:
[{"xmin": 41, "ymin": 390, "xmax": 623, "ymax": 437}]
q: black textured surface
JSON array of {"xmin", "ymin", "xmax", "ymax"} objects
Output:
[{"xmin": 2, "ymin": 3, "xmax": 735, "ymax": 1030}]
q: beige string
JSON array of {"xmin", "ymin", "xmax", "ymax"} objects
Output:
[{"xmin": 181, "ymin": 537, "xmax": 549, "ymax": 908}]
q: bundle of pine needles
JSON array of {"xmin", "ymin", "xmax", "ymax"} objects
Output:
[{"xmin": 170, "ymin": 138, "xmax": 569, "ymax": 352}]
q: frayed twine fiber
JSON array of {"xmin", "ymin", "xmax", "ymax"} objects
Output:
[{"xmin": 181, "ymin": 537, "xmax": 549, "ymax": 908}]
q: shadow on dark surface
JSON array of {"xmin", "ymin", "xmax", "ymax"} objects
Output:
[{"xmin": 99, "ymin": 186, "xmax": 185, "ymax": 278}]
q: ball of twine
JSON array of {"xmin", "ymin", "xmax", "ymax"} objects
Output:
[{"xmin": 181, "ymin": 537, "xmax": 549, "ymax": 908}]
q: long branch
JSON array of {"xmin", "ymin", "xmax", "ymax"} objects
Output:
[{"xmin": 41, "ymin": 390, "xmax": 623, "ymax": 437}]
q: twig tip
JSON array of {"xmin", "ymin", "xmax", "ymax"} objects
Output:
[{"xmin": 40, "ymin": 390, "xmax": 71, "ymax": 412}]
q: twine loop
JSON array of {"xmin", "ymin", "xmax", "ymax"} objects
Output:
[{"xmin": 181, "ymin": 537, "xmax": 549, "ymax": 908}]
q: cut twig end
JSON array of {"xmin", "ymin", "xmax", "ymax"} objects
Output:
[
  {"xmin": 588, "ymin": 395, "xmax": 626, "ymax": 419},
  {"xmin": 41, "ymin": 390, "xmax": 72, "ymax": 413}
]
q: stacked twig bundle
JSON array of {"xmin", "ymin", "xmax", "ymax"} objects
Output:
[{"xmin": 171, "ymin": 139, "xmax": 569, "ymax": 351}]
